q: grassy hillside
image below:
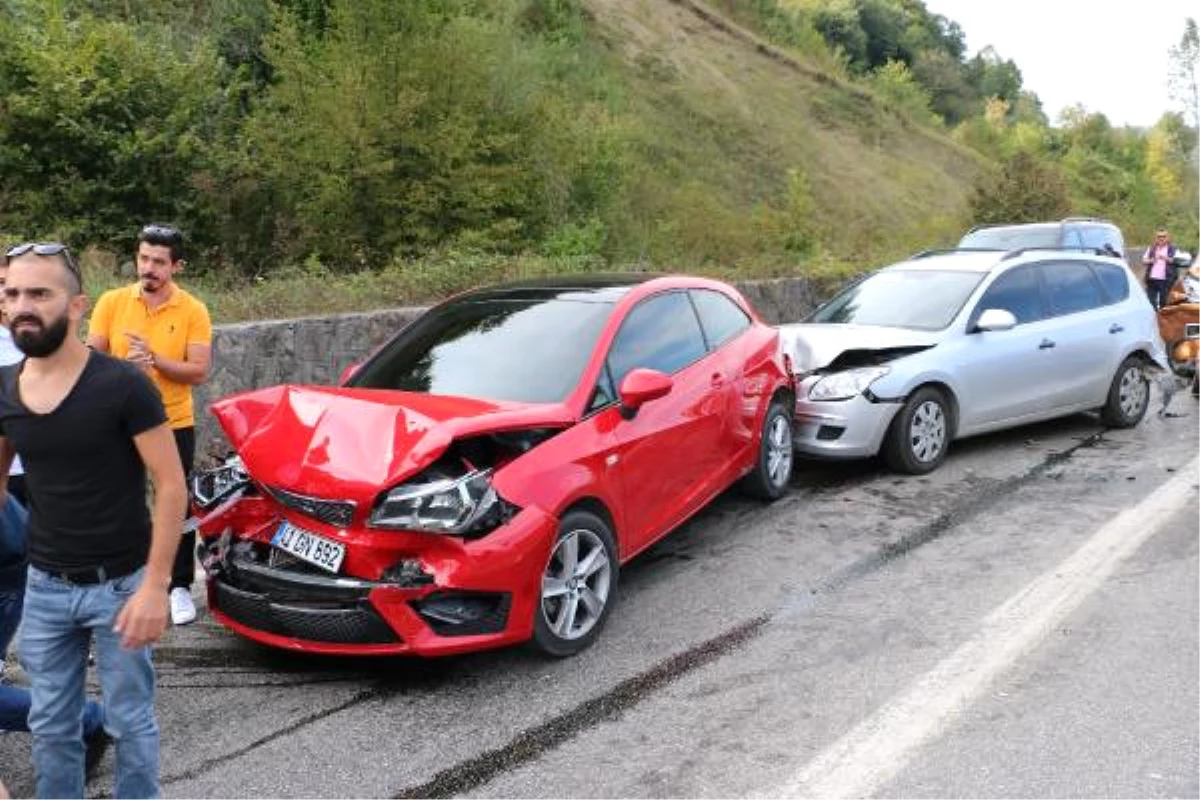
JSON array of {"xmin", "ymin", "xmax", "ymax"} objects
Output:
[
  {"xmin": 4, "ymin": 0, "xmax": 1000, "ymax": 323},
  {"xmin": 587, "ymin": 0, "xmax": 987, "ymax": 271}
]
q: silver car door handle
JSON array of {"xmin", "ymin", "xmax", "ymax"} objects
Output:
[
  {"xmin": 1038, "ymin": 339, "xmax": 1056, "ymax": 350},
  {"xmin": 1109, "ymin": 323, "xmax": 1124, "ymax": 333}
]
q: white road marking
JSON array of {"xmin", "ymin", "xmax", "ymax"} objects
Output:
[{"xmin": 773, "ymin": 459, "xmax": 1198, "ymax": 799}]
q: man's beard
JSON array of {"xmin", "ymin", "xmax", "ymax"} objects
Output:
[
  {"xmin": 12, "ymin": 313, "xmax": 70, "ymax": 358},
  {"xmin": 140, "ymin": 274, "xmax": 164, "ymax": 293}
]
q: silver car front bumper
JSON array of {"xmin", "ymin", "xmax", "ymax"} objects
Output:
[{"xmin": 792, "ymin": 382, "xmax": 903, "ymax": 459}]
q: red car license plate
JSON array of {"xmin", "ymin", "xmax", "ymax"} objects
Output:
[{"xmin": 271, "ymin": 521, "xmax": 346, "ymax": 573}]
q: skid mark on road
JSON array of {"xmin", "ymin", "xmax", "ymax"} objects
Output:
[
  {"xmin": 160, "ymin": 686, "xmax": 393, "ymax": 786},
  {"xmin": 392, "ymin": 617, "xmax": 768, "ymax": 799}
]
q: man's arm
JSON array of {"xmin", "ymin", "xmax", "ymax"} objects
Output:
[
  {"xmin": 124, "ymin": 336, "xmax": 210, "ymax": 386},
  {"xmin": 154, "ymin": 341, "xmax": 211, "ymax": 386},
  {"xmin": 113, "ymin": 423, "xmax": 187, "ymax": 649}
]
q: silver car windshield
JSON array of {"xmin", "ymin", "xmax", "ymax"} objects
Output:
[{"xmin": 810, "ymin": 270, "xmax": 986, "ymax": 331}]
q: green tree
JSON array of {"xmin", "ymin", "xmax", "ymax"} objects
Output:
[
  {"xmin": 229, "ymin": 0, "xmax": 625, "ymax": 271},
  {"xmin": 965, "ymin": 47, "xmax": 1023, "ymax": 109},
  {"xmin": 0, "ymin": 1, "xmax": 232, "ymax": 260},
  {"xmin": 811, "ymin": 0, "xmax": 868, "ymax": 70},
  {"xmin": 910, "ymin": 49, "xmax": 973, "ymax": 124},
  {"xmin": 869, "ymin": 59, "xmax": 937, "ymax": 124},
  {"xmin": 969, "ymin": 151, "xmax": 1070, "ymax": 223}
]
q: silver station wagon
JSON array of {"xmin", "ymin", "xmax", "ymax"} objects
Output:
[{"xmin": 779, "ymin": 248, "xmax": 1169, "ymax": 474}]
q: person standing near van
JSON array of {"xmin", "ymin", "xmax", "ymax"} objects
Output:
[{"xmin": 87, "ymin": 224, "xmax": 212, "ymax": 626}]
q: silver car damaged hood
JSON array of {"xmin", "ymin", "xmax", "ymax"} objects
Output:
[{"xmin": 777, "ymin": 323, "xmax": 940, "ymax": 372}]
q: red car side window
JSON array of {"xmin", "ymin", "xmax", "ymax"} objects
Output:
[{"xmin": 607, "ymin": 292, "xmax": 708, "ymax": 386}]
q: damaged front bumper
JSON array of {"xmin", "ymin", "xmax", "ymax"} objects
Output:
[
  {"xmin": 197, "ymin": 502, "xmax": 558, "ymax": 657},
  {"xmin": 791, "ymin": 377, "xmax": 902, "ymax": 459}
]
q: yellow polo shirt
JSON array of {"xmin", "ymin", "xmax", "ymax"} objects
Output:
[{"xmin": 89, "ymin": 284, "xmax": 213, "ymax": 429}]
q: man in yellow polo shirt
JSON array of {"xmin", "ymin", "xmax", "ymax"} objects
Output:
[{"xmin": 88, "ymin": 224, "xmax": 212, "ymax": 625}]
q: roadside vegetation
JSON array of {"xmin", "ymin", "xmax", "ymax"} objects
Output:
[{"xmin": 0, "ymin": 0, "xmax": 1196, "ymax": 322}]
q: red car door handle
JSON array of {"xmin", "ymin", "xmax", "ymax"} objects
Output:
[{"xmin": 711, "ymin": 373, "xmax": 725, "ymax": 388}]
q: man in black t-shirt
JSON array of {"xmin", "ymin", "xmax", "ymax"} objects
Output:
[{"xmin": 0, "ymin": 243, "xmax": 186, "ymax": 799}]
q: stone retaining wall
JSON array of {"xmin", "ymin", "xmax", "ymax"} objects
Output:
[{"xmin": 193, "ymin": 275, "xmax": 840, "ymax": 462}]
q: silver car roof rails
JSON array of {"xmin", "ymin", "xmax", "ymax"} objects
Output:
[
  {"xmin": 910, "ymin": 247, "xmax": 1002, "ymax": 259},
  {"xmin": 1060, "ymin": 215, "xmax": 1114, "ymax": 224},
  {"xmin": 999, "ymin": 246, "xmax": 1114, "ymax": 261}
]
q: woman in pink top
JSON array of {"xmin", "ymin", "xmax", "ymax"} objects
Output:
[{"xmin": 1142, "ymin": 228, "xmax": 1178, "ymax": 309}]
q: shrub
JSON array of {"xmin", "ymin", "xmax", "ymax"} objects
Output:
[{"xmin": 969, "ymin": 151, "xmax": 1070, "ymax": 224}]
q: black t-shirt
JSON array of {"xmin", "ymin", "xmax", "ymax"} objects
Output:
[{"xmin": 0, "ymin": 351, "xmax": 167, "ymax": 572}]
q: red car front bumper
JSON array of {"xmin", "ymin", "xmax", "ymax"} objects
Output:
[{"xmin": 199, "ymin": 502, "xmax": 558, "ymax": 656}]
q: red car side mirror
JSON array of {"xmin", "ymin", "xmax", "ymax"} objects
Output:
[{"xmin": 618, "ymin": 368, "xmax": 673, "ymax": 419}]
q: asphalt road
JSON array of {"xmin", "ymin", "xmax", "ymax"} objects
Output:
[{"xmin": 2, "ymin": 392, "xmax": 1197, "ymax": 799}]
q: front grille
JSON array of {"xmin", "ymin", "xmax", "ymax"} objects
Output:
[
  {"xmin": 266, "ymin": 485, "xmax": 355, "ymax": 528},
  {"xmin": 213, "ymin": 577, "xmax": 398, "ymax": 645},
  {"xmin": 225, "ymin": 555, "xmax": 369, "ymax": 603}
]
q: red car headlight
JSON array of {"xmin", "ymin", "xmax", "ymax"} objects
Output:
[
  {"xmin": 192, "ymin": 455, "xmax": 252, "ymax": 510},
  {"xmin": 369, "ymin": 468, "xmax": 506, "ymax": 535}
]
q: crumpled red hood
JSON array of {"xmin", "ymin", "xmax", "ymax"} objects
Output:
[{"xmin": 210, "ymin": 385, "xmax": 574, "ymax": 500}]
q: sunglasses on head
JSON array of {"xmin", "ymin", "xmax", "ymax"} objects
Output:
[
  {"xmin": 140, "ymin": 224, "xmax": 180, "ymax": 239},
  {"xmin": 4, "ymin": 242, "xmax": 83, "ymax": 286}
]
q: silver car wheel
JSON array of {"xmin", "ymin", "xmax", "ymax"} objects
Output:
[
  {"xmin": 1119, "ymin": 367, "xmax": 1149, "ymax": 417},
  {"xmin": 766, "ymin": 414, "xmax": 793, "ymax": 488},
  {"xmin": 541, "ymin": 528, "xmax": 612, "ymax": 642},
  {"xmin": 908, "ymin": 399, "xmax": 946, "ymax": 463}
]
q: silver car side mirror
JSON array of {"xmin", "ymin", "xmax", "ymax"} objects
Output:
[{"xmin": 975, "ymin": 308, "xmax": 1018, "ymax": 332}]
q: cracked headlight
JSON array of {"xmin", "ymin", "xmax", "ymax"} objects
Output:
[
  {"xmin": 192, "ymin": 455, "xmax": 251, "ymax": 509},
  {"xmin": 369, "ymin": 469, "xmax": 504, "ymax": 535},
  {"xmin": 808, "ymin": 367, "xmax": 890, "ymax": 401}
]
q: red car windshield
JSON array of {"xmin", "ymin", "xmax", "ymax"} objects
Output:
[{"xmin": 348, "ymin": 296, "xmax": 616, "ymax": 403}]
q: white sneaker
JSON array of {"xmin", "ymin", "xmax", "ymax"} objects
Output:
[{"xmin": 170, "ymin": 587, "xmax": 197, "ymax": 626}]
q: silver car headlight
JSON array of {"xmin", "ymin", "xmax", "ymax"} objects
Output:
[
  {"xmin": 808, "ymin": 367, "xmax": 890, "ymax": 401},
  {"xmin": 369, "ymin": 469, "xmax": 501, "ymax": 535}
]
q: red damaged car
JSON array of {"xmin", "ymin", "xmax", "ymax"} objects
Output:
[{"xmin": 190, "ymin": 274, "xmax": 795, "ymax": 657}]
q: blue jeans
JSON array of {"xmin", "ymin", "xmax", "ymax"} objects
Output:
[
  {"xmin": 20, "ymin": 566, "xmax": 159, "ymax": 799},
  {"xmin": 0, "ymin": 583, "xmax": 104, "ymax": 735}
]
